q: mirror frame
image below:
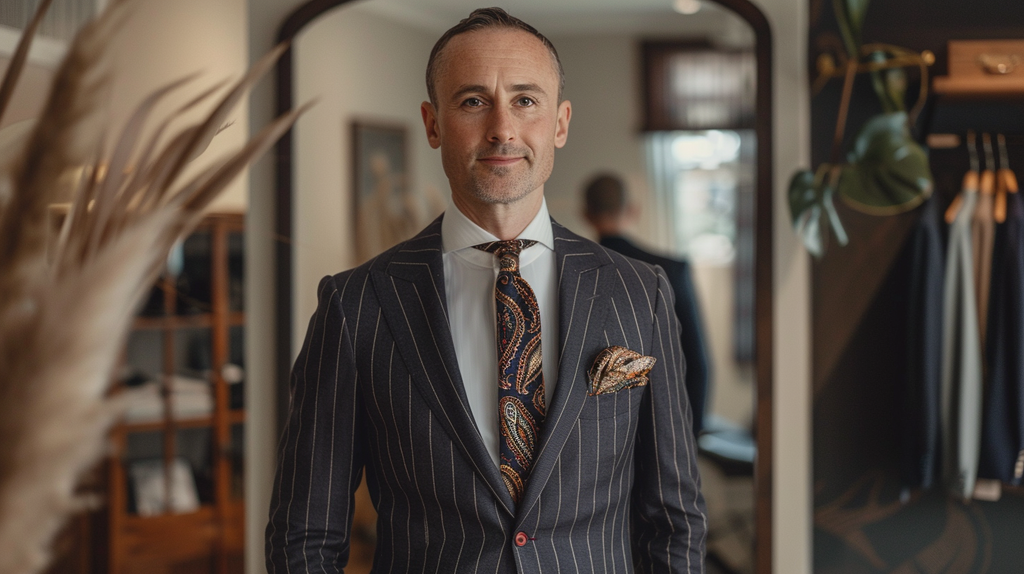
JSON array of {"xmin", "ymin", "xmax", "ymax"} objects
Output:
[{"xmin": 272, "ymin": 1, "xmax": 774, "ymax": 571}]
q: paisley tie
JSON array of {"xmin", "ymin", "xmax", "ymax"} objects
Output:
[{"xmin": 474, "ymin": 239, "xmax": 545, "ymax": 505}]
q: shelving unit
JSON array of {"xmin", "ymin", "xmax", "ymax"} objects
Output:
[
  {"xmin": 932, "ymin": 39, "xmax": 1024, "ymax": 98},
  {"xmin": 105, "ymin": 212, "xmax": 246, "ymax": 574}
]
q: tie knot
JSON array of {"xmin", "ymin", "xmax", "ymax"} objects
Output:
[
  {"xmin": 474, "ymin": 239, "xmax": 536, "ymax": 258},
  {"xmin": 474, "ymin": 239, "xmax": 537, "ymax": 273}
]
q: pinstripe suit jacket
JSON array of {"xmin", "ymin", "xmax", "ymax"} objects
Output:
[{"xmin": 266, "ymin": 216, "xmax": 707, "ymax": 573}]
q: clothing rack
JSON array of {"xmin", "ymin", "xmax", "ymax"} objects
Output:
[{"xmin": 926, "ymin": 132, "xmax": 1024, "ymax": 150}]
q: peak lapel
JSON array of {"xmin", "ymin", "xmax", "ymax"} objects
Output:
[
  {"xmin": 370, "ymin": 217, "xmax": 515, "ymax": 515},
  {"xmin": 518, "ymin": 221, "xmax": 614, "ymax": 517}
]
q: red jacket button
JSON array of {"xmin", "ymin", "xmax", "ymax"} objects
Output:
[{"xmin": 514, "ymin": 532, "xmax": 528, "ymax": 547}]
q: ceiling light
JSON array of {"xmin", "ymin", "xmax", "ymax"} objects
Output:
[{"xmin": 673, "ymin": 0, "xmax": 702, "ymax": 15}]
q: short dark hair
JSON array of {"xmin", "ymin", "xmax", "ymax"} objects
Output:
[
  {"xmin": 583, "ymin": 173, "xmax": 628, "ymax": 217},
  {"xmin": 425, "ymin": 7, "xmax": 565, "ymax": 106}
]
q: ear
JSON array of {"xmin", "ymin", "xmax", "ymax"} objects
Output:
[
  {"xmin": 554, "ymin": 99, "xmax": 571, "ymax": 148},
  {"xmin": 421, "ymin": 101, "xmax": 442, "ymax": 149}
]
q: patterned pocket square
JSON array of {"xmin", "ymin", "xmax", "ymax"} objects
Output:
[{"xmin": 587, "ymin": 346, "xmax": 657, "ymax": 396}]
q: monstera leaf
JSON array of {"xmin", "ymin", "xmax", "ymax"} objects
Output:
[
  {"xmin": 838, "ymin": 111, "xmax": 933, "ymax": 214},
  {"xmin": 789, "ymin": 167, "xmax": 849, "ymax": 259}
]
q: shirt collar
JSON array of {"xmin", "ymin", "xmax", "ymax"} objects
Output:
[{"xmin": 442, "ymin": 197, "xmax": 554, "ymax": 254}]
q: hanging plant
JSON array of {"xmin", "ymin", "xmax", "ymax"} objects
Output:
[
  {"xmin": 839, "ymin": 111, "xmax": 933, "ymax": 214},
  {"xmin": 790, "ymin": 0, "xmax": 935, "ymax": 258},
  {"xmin": 790, "ymin": 165, "xmax": 848, "ymax": 258}
]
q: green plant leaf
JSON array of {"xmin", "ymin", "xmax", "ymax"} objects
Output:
[
  {"xmin": 833, "ymin": 0, "xmax": 870, "ymax": 55},
  {"xmin": 789, "ymin": 168, "xmax": 850, "ymax": 258},
  {"xmin": 844, "ymin": 0, "xmax": 870, "ymax": 44},
  {"xmin": 839, "ymin": 111, "xmax": 933, "ymax": 214},
  {"xmin": 868, "ymin": 50, "xmax": 907, "ymax": 113}
]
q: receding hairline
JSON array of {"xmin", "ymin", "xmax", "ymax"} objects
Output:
[
  {"xmin": 430, "ymin": 30, "xmax": 563, "ymax": 105},
  {"xmin": 426, "ymin": 12, "xmax": 566, "ymax": 106}
]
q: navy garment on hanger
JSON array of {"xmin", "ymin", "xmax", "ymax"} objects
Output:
[
  {"xmin": 980, "ymin": 191, "xmax": 1024, "ymax": 485},
  {"xmin": 900, "ymin": 197, "xmax": 946, "ymax": 490}
]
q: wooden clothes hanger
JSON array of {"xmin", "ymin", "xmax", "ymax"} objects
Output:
[
  {"xmin": 945, "ymin": 130, "xmax": 980, "ymax": 224},
  {"xmin": 994, "ymin": 134, "xmax": 1020, "ymax": 223},
  {"xmin": 981, "ymin": 133, "xmax": 996, "ymax": 199}
]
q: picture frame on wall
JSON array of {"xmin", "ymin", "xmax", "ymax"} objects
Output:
[{"xmin": 350, "ymin": 120, "xmax": 411, "ymax": 264}]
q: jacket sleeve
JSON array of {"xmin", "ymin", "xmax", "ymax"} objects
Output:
[
  {"xmin": 266, "ymin": 274, "xmax": 367, "ymax": 573},
  {"xmin": 631, "ymin": 266, "xmax": 708, "ymax": 573}
]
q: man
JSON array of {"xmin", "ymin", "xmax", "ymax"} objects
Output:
[
  {"xmin": 582, "ymin": 173, "xmax": 710, "ymax": 435},
  {"xmin": 266, "ymin": 8, "xmax": 706, "ymax": 573}
]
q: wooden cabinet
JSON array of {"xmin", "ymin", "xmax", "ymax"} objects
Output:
[{"xmin": 105, "ymin": 212, "xmax": 246, "ymax": 574}]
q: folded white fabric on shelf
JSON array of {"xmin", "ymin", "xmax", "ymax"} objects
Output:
[{"xmin": 122, "ymin": 375, "xmax": 213, "ymax": 422}]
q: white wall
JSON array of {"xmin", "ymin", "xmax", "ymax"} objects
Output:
[
  {"xmin": 246, "ymin": 0, "xmax": 295, "ymax": 568},
  {"xmin": 1, "ymin": 0, "xmax": 249, "ymax": 214},
  {"xmin": 292, "ymin": 4, "xmax": 447, "ymax": 350},
  {"xmin": 542, "ymin": 33, "xmax": 652, "ymax": 241},
  {"xmin": 751, "ymin": 0, "xmax": 813, "ymax": 572},
  {"xmin": 105, "ymin": 0, "xmax": 249, "ymax": 212},
  {"xmin": 0, "ymin": 58, "xmax": 53, "ymax": 129}
]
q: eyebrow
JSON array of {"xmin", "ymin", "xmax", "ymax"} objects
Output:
[{"xmin": 450, "ymin": 83, "xmax": 548, "ymax": 102}]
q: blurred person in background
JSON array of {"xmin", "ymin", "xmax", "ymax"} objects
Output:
[{"xmin": 583, "ymin": 172, "xmax": 710, "ymax": 435}]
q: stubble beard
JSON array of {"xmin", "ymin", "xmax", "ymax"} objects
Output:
[
  {"xmin": 464, "ymin": 145, "xmax": 551, "ymax": 206},
  {"xmin": 469, "ymin": 166, "xmax": 533, "ymax": 205}
]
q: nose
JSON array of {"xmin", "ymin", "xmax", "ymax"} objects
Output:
[{"xmin": 486, "ymin": 105, "xmax": 516, "ymax": 144}]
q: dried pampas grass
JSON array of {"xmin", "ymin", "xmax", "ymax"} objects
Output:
[{"xmin": 0, "ymin": 1, "xmax": 307, "ymax": 572}]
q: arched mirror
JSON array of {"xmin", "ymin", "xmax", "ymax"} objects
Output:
[{"xmin": 273, "ymin": 0, "xmax": 773, "ymax": 571}]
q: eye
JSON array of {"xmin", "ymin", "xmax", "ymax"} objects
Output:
[
  {"xmin": 517, "ymin": 97, "xmax": 536, "ymax": 107},
  {"xmin": 462, "ymin": 97, "xmax": 484, "ymax": 107}
]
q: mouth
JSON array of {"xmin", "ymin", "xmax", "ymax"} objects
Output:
[{"xmin": 477, "ymin": 156, "xmax": 524, "ymax": 167}]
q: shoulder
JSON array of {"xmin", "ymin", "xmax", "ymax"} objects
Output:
[
  {"xmin": 598, "ymin": 232, "xmax": 689, "ymax": 273},
  {"xmin": 552, "ymin": 219, "xmax": 666, "ymax": 288},
  {"xmin": 321, "ymin": 216, "xmax": 444, "ymax": 300}
]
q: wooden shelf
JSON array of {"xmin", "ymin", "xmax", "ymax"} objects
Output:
[
  {"xmin": 104, "ymin": 213, "xmax": 245, "ymax": 574},
  {"xmin": 933, "ymin": 75, "xmax": 1024, "ymax": 98},
  {"xmin": 120, "ymin": 500, "xmax": 243, "ymax": 527},
  {"xmin": 115, "ymin": 502, "xmax": 244, "ymax": 574},
  {"xmin": 132, "ymin": 312, "xmax": 245, "ymax": 331},
  {"xmin": 933, "ymin": 39, "xmax": 1024, "ymax": 98},
  {"xmin": 115, "ymin": 410, "xmax": 245, "ymax": 434}
]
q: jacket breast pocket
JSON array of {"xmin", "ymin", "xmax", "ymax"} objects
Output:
[{"xmin": 576, "ymin": 386, "xmax": 646, "ymax": 420}]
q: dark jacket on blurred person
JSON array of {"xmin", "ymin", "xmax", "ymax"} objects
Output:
[
  {"xmin": 582, "ymin": 173, "xmax": 710, "ymax": 434},
  {"xmin": 599, "ymin": 235, "xmax": 710, "ymax": 434}
]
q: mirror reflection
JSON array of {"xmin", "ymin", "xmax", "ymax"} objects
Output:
[
  {"xmin": 289, "ymin": 2, "xmax": 758, "ymax": 573},
  {"xmin": 0, "ymin": 0, "xmax": 770, "ymax": 572}
]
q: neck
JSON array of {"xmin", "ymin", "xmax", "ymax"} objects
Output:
[
  {"xmin": 589, "ymin": 215, "xmax": 628, "ymax": 238},
  {"xmin": 453, "ymin": 190, "xmax": 544, "ymax": 240}
]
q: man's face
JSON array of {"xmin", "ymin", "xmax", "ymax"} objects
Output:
[{"xmin": 421, "ymin": 28, "xmax": 571, "ymax": 211}]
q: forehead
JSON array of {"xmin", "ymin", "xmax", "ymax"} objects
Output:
[{"xmin": 436, "ymin": 28, "xmax": 559, "ymax": 94}]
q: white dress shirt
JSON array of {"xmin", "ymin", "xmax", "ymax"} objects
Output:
[{"xmin": 442, "ymin": 198, "xmax": 559, "ymax": 468}]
